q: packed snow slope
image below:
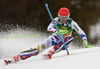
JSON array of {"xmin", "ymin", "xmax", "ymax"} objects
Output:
[
  {"xmin": 0, "ymin": 28, "xmax": 100, "ymax": 69},
  {"xmin": 0, "ymin": 47, "xmax": 100, "ymax": 69}
]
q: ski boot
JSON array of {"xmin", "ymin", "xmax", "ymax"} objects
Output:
[
  {"xmin": 44, "ymin": 48, "xmax": 55, "ymax": 59},
  {"xmin": 4, "ymin": 54, "xmax": 21, "ymax": 65}
]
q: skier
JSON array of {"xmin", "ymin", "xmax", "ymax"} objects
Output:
[{"xmin": 4, "ymin": 7, "xmax": 92, "ymax": 65}]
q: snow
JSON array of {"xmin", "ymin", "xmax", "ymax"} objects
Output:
[
  {"xmin": 0, "ymin": 47, "xmax": 100, "ymax": 69},
  {"xmin": 89, "ymin": 18, "xmax": 100, "ymax": 45},
  {"xmin": 0, "ymin": 28, "xmax": 100, "ymax": 69}
]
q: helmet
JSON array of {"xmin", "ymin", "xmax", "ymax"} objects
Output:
[{"xmin": 58, "ymin": 8, "xmax": 70, "ymax": 20}]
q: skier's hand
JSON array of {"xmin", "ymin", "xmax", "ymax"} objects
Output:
[{"xmin": 83, "ymin": 41, "xmax": 94, "ymax": 48}]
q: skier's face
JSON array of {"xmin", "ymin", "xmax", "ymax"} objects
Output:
[
  {"xmin": 61, "ymin": 19, "xmax": 67, "ymax": 24},
  {"xmin": 59, "ymin": 16, "xmax": 68, "ymax": 24}
]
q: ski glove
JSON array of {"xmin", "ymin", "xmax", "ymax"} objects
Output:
[
  {"xmin": 83, "ymin": 40, "xmax": 94, "ymax": 48},
  {"xmin": 51, "ymin": 30, "xmax": 69, "ymax": 35}
]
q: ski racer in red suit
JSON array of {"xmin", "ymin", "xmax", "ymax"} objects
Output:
[{"xmin": 4, "ymin": 7, "xmax": 92, "ymax": 65}]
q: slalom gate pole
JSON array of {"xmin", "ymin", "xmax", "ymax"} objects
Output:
[
  {"xmin": 45, "ymin": 3, "xmax": 69, "ymax": 55},
  {"xmin": 7, "ymin": 34, "xmax": 41, "ymax": 39}
]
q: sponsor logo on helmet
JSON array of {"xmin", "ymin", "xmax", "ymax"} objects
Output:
[{"xmin": 61, "ymin": 12, "xmax": 67, "ymax": 15}]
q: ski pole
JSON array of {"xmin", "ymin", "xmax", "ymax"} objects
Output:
[{"xmin": 45, "ymin": 3, "xmax": 69, "ymax": 55}]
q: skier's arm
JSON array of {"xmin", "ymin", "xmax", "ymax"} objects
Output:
[
  {"xmin": 47, "ymin": 18, "xmax": 57, "ymax": 33},
  {"xmin": 72, "ymin": 20, "xmax": 87, "ymax": 41},
  {"xmin": 71, "ymin": 20, "xmax": 92, "ymax": 48}
]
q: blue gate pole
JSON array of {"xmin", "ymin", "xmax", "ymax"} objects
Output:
[{"xmin": 45, "ymin": 3, "xmax": 69, "ymax": 55}]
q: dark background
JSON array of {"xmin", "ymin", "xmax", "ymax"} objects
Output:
[{"xmin": 0, "ymin": 0, "xmax": 100, "ymax": 44}]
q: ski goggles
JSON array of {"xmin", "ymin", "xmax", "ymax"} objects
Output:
[{"xmin": 59, "ymin": 16, "xmax": 69, "ymax": 20}]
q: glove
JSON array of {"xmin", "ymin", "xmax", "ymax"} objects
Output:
[
  {"xmin": 51, "ymin": 30, "xmax": 69, "ymax": 35},
  {"xmin": 83, "ymin": 41, "xmax": 94, "ymax": 48}
]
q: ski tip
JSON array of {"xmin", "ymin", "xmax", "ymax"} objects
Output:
[{"xmin": 4, "ymin": 60, "xmax": 8, "ymax": 65}]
